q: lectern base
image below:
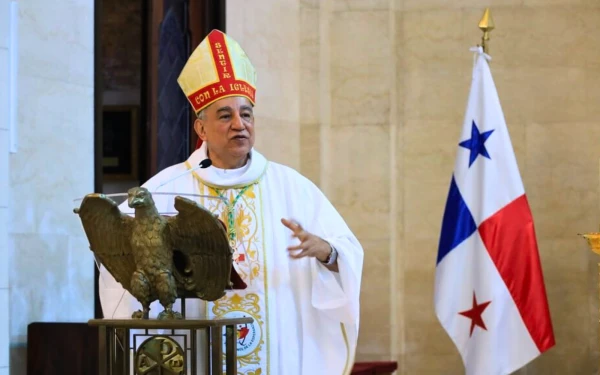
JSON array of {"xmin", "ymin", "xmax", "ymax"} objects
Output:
[{"xmin": 88, "ymin": 317, "xmax": 253, "ymax": 375}]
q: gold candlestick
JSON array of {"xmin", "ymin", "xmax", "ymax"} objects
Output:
[
  {"xmin": 581, "ymin": 233, "xmax": 600, "ymax": 324},
  {"xmin": 581, "ymin": 233, "xmax": 600, "ymax": 255}
]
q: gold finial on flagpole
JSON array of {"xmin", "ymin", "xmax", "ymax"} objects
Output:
[{"xmin": 478, "ymin": 8, "xmax": 495, "ymax": 54}]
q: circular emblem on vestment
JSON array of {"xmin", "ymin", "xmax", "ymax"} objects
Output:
[
  {"xmin": 134, "ymin": 336, "xmax": 185, "ymax": 375},
  {"xmin": 221, "ymin": 310, "xmax": 261, "ymax": 356}
]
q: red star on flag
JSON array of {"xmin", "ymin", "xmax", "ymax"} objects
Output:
[{"xmin": 459, "ymin": 292, "xmax": 491, "ymax": 337}]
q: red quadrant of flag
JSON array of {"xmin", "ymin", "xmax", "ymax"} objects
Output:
[{"xmin": 478, "ymin": 194, "xmax": 555, "ymax": 352}]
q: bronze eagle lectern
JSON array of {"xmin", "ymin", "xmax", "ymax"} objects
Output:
[{"xmin": 74, "ymin": 187, "xmax": 241, "ymax": 320}]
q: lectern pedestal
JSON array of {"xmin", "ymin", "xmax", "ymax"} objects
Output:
[{"xmin": 89, "ymin": 317, "xmax": 253, "ymax": 375}]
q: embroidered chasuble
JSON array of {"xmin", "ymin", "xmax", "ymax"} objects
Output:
[
  {"xmin": 98, "ymin": 142, "xmax": 364, "ymax": 375},
  {"xmin": 194, "ymin": 160, "xmax": 270, "ymax": 373}
]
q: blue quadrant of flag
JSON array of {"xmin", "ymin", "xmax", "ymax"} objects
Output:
[{"xmin": 437, "ymin": 176, "xmax": 477, "ymax": 264}]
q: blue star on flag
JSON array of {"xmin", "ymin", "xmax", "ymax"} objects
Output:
[{"xmin": 459, "ymin": 120, "xmax": 494, "ymax": 167}]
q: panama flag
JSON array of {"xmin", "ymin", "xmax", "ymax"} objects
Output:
[{"xmin": 434, "ymin": 47, "xmax": 555, "ymax": 375}]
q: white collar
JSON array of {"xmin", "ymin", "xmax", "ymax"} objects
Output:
[{"xmin": 185, "ymin": 141, "xmax": 268, "ymax": 189}]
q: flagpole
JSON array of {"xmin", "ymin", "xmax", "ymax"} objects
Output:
[{"xmin": 478, "ymin": 8, "xmax": 494, "ymax": 54}]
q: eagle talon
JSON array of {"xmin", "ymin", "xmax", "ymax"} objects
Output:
[
  {"xmin": 158, "ymin": 308, "xmax": 183, "ymax": 320},
  {"xmin": 132, "ymin": 310, "xmax": 147, "ymax": 319}
]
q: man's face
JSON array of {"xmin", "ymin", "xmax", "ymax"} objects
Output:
[{"xmin": 195, "ymin": 96, "xmax": 255, "ymax": 165}]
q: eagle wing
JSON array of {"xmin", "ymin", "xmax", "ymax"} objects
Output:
[
  {"xmin": 166, "ymin": 196, "xmax": 233, "ymax": 301},
  {"xmin": 74, "ymin": 194, "xmax": 136, "ymax": 291}
]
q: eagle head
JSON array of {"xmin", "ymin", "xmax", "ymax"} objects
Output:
[{"xmin": 127, "ymin": 187, "xmax": 153, "ymax": 208}]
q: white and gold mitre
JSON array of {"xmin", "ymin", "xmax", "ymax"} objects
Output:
[{"xmin": 177, "ymin": 29, "xmax": 257, "ymax": 114}]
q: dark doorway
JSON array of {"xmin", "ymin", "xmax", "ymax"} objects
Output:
[
  {"xmin": 93, "ymin": 0, "xmax": 226, "ymax": 319},
  {"xmin": 146, "ymin": 0, "xmax": 227, "ymax": 178}
]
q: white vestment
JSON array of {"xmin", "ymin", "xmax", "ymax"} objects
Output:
[{"xmin": 98, "ymin": 143, "xmax": 364, "ymax": 375}]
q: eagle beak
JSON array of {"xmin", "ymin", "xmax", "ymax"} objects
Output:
[{"xmin": 128, "ymin": 197, "xmax": 143, "ymax": 208}]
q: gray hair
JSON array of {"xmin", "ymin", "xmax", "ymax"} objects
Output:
[{"xmin": 197, "ymin": 109, "xmax": 206, "ymax": 120}]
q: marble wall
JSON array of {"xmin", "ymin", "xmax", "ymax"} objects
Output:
[
  {"xmin": 0, "ymin": 1, "xmax": 11, "ymax": 373},
  {"xmin": 5, "ymin": 0, "xmax": 95, "ymax": 374},
  {"xmin": 228, "ymin": 0, "xmax": 600, "ymax": 373},
  {"xmin": 227, "ymin": 0, "xmax": 302, "ymax": 171}
]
